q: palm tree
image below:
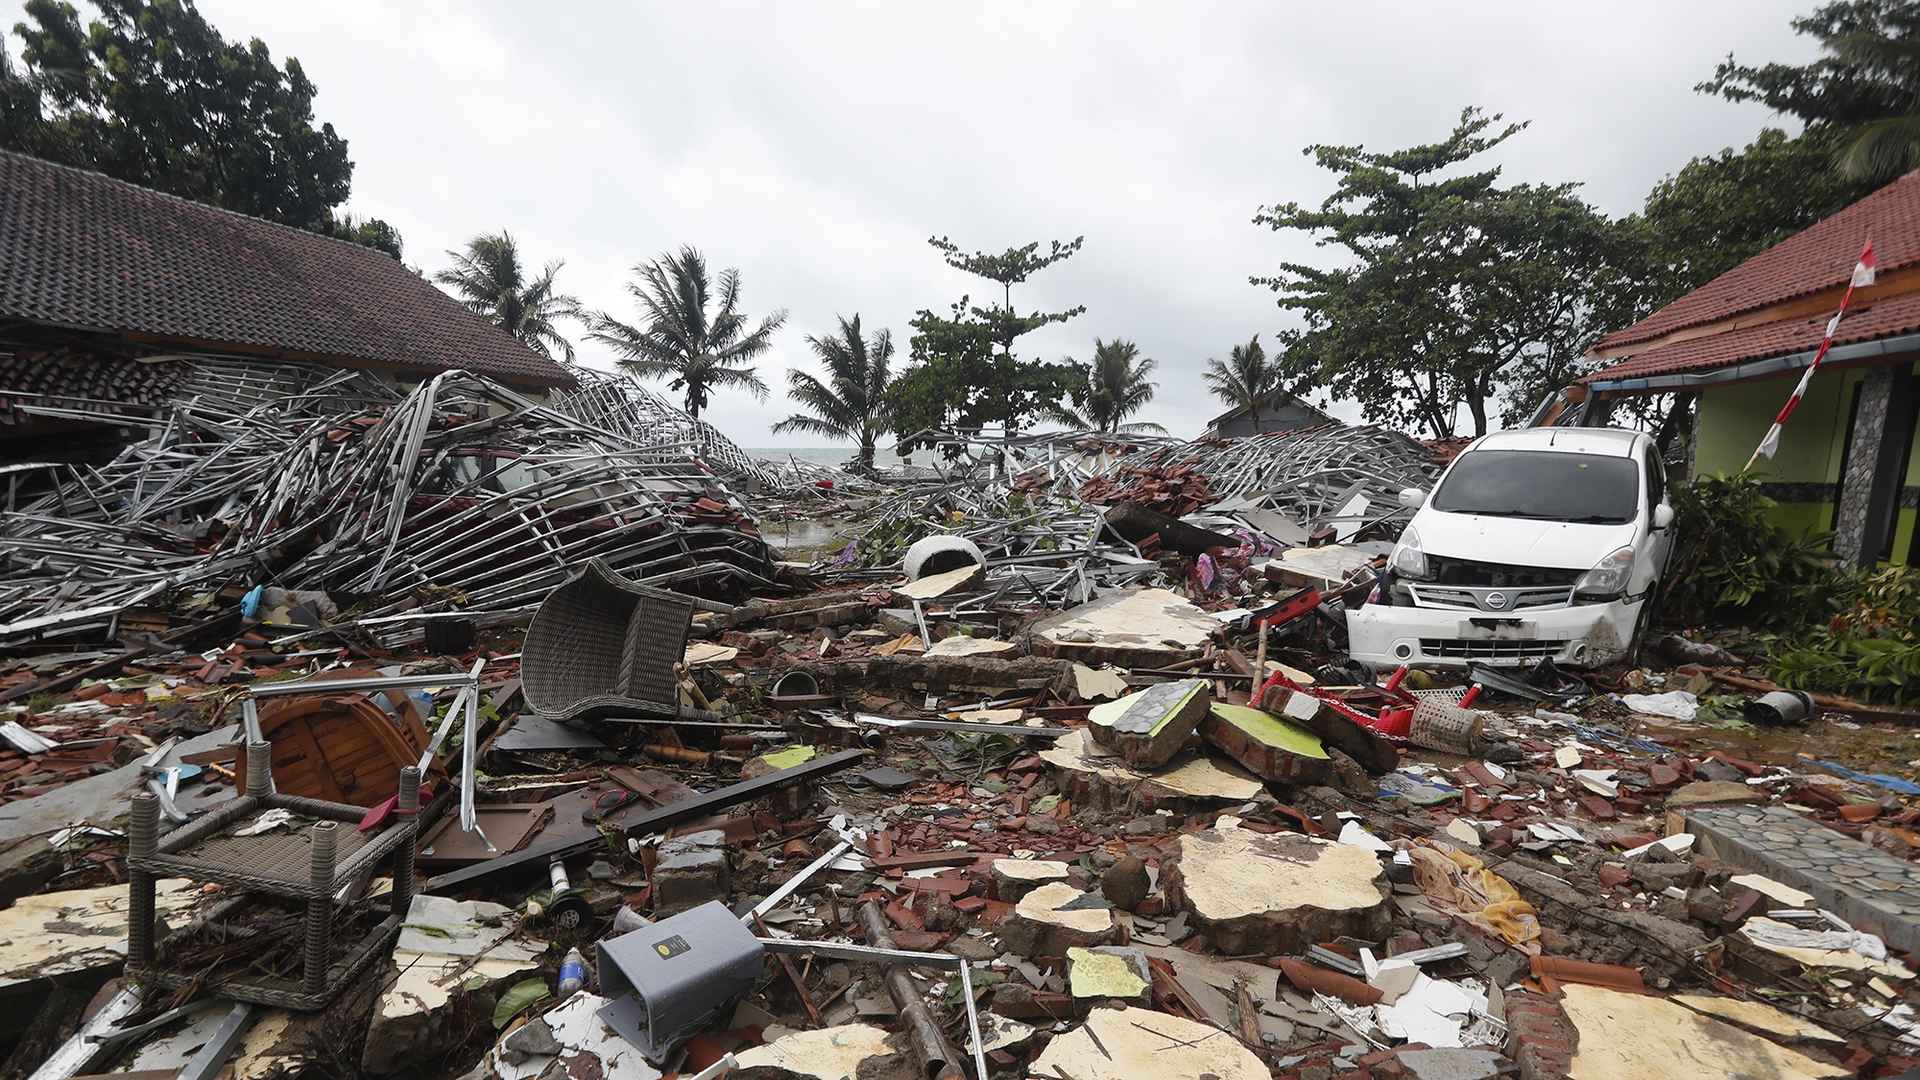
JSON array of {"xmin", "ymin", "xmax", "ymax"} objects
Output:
[
  {"xmin": 1203, "ymin": 334, "xmax": 1277, "ymax": 430},
  {"xmin": 433, "ymin": 233, "xmax": 581, "ymax": 361},
  {"xmin": 771, "ymin": 315, "xmax": 894, "ymax": 471},
  {"xmin": 1828, "ymin": 29, "xmax": 1920, "ymax": 180},
  {"xmin": 1054, "ymin": 338, "xmax": 1164, "ymax": 433},
  {"xmin": 586, "ymin": 247, "xmax": 786, "ymax": 420}
]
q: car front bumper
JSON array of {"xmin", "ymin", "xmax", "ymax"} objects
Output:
[{"xmin": 1345, "ymin": 597, "xmax": 1640, "ymax": 669}]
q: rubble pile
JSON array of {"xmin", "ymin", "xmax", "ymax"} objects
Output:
[
  {"xmin": 0, "ymin": 417, "xmax": 1913, "ymax": 1080},
  {"xmin": 1, "ymin": 362, "xmax": 775, "ymax": 647}
]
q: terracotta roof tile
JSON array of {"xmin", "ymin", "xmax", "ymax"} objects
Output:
[
  {"xmin": 1580, "ymin": 290, "xmax": 1920, "ymax": 384},
  {"xmin": 0, "ymin": 151, "xmax": 576, "ymax": 387},
  {"xmin": 0, "ymin": 346, "xmax": 189, "ymax": 425},
  {"xmin": 1595, "ymin": 170, "xmax": 1920, "ymax": 353}
]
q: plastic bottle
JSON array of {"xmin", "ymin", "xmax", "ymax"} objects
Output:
[{"xmin": 557, "ymin": 947, "xmax": 585, "ymax": 997}]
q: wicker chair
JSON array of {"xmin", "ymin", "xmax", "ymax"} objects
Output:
[
  {"xmin": 522, "ymin": 558, "xmax": 702, "ymax": 726},
  {"xmin": 126, "ymin": 742, "xmax": 420, "ymax": 1010}
]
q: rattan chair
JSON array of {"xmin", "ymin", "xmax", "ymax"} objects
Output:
[
  {"xmin": 521, "ymin": 558, "xmax": 701, "ymax": 725},
  {"xmin": 126, "ymin": 742, "xmax": 421, "ymax": 1010}
]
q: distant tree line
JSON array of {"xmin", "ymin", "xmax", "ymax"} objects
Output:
[{"xmin": 5, "ymin": 0, "xmax": 1916, "ymax": 448}]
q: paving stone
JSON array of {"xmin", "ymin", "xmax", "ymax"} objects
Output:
[{"xmin": 1685, "ymin": 805, "xmax": 1920, "ymax": 956}]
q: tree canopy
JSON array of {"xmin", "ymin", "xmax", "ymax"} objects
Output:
[
  {"xmin": 888, "ymin": 236, "xmax": 1086, "ymax": 452},
  {"xmin": 771, "ymin": 314, "xmax": 895, "ymax": 471},
  {"xmin": 1255, "ymin": 108, "xmax": 1639, "ymax": 437},
  {"xmin": 1703, "ymin": 0, "xmax": 1920, "ymax": 181},
  {"xmin": 1053, "ymin": 338, "xmax": 1164, "ymax": 433},
  {"xmin": 3, "ymin": 0, "xmax": 357, "ymax": 231},
  {"xmin": 1203, "ymin": 335, "xmax": 1280, "ymax": 430},
  {"xmin": 434, "ymin": 232, "xmax": 581, "ymax": 361},
  {"xmin": 586, "ymin": 247, "xmax": 786, "ymax": 420}
]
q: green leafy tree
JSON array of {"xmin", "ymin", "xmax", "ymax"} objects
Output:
[
  {"xmin": 322, "ymin": 212, "xmax": 404, "ymax": 260},
  {"xmin": 888, "ymin": 236, "xmax": 1086, "ymax": 452},
  {"xmin": 1202, "ymin": 334, "xmax": 1280, "ymax": 429},
  {"xmin": 771, "ymin": 314, "xmax": 895, "ymax": 471},
  {"xmin": 1703, "ymin": 0, "xmax": 1920, "ymax": 181},
  {"xmin": 433, "ymin": 232, "xmax": 580, "ymax": 361},
  {"xmin": 1052, "ymin": 338, "xmax": 1165, "ymax": 433},
  {"xmin": 1632, "ymin": 127, "xmax": 1879, "ymax": 299},
  {"xmin": 4, "ymin": 0, "xmax": 353, "ymax": 229},
  {"xmin": 586, "ymin": 246, "xmax": 786, "ymax": 420},
  {"xmin": 1255, "ymin": 108, "xmax": 1639, "ymax": 437}
]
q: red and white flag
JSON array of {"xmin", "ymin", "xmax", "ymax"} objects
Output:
[{"xmin": 1748, "ymin": 238, "xmax": 1876, "ymax": 467}]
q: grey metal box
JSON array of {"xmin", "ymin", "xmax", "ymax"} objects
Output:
[{"xmin": 595, "ymin": 900, "xmax": 766, "ymax": 1063}]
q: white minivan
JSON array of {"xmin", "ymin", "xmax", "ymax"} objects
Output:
[{"xmin": 1346, "ymin": 427, "xmax": 1675, "ymax": 669}]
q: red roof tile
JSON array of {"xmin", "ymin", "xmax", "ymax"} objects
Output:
[
  {"xmin": 1581, "ymin": 290, "xmax": 1920, "ymax": 384},
  {"xmin": 1594, "ymin": 170, "xmax": 1920, "ymax": 353},
  {"xmin": 0, "ymin": 151, "xmax": 575, "ymax": 387}
]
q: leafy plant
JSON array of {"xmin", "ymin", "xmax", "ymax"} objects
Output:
[
  {"xmin": 1661, "ymin": 473, "xmax": 1842, "ymax": 626},
  {"xmin": 1770, "ymin": 566, "xmax": 1920, "ymax": 704},
  {"xmin": 493, "ymin": 978, "xmax": 551, "ymax": 1029}
]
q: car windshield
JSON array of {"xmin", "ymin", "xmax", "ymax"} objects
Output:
[{"xmin": 1430, "ymin": 449, "xmax": 1639, "ymax": 525}]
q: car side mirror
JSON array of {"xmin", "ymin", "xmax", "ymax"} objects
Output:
[
  {"xmin": 1398, "ymin": 488, "xmax": 1427, "ymax": 509},
  {"xmin": 1653, "ymin": 504, "xmax": 1675, "ymax": 530}
]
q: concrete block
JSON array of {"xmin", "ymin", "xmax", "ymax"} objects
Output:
[
  {"xmin": 1088, "ymin": 679, "xmax": 1210, "ymax": 769},
  {"xmin": 1165, "ymin": 823, "xmax": 1389, "ymax": 955}
]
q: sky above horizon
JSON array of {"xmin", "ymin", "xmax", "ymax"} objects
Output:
[{"xmin": 6, "ymin": 2, "xmax": 1827, "ymax": 448}]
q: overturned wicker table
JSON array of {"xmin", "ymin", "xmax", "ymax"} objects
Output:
[{"xmin": 126, "ymin": 742, "xmax": 421, "ymax": 1010}]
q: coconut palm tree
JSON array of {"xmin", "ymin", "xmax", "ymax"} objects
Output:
[
  {"xmin": 1053, "ymin": 338, "xmax": 1164, "ymax": 433},
  {"xmin": 771, "ymin": 315, "xmax": 895, "ymax": 471},
  {"xmin": 1829, "ymin": 28, "xmax": 1920, "ymax": 180},
  {"xmin": 586, "ymin": 247, "xmax": 786, "ymax": 420},
  {"xmin": 433, "ymin": 233, "xmax": 581, "ymax": 361},
  {"xmin": 1203, "ymin": 334, "xmax": 1277, "ymax": 430}
]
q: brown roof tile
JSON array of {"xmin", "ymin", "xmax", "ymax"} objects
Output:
[
  {"xmin": 0, "ymin": 151, "xmax": 575, "ymax": 387},
  {"xmin": 1594, "ymin": 170, "xmax": 1920, "ymax": 354},
  {"xmin": 1581, "ymin": 290, "xmax": 1920, "ymax": 384}
]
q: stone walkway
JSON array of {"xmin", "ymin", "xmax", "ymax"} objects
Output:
[{"xmin": 1683, "ymin": 805, "xmax": 1920, "ymax": 955}]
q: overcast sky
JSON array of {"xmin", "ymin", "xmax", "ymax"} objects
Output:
[{"xmin": 11, "ymin": 2, "xmax": 1826, "ymax": 448}]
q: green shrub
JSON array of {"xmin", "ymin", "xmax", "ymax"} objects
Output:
[{"xmin": 1661, "ymin": 473, "xmax": 1841, "ymax": 628}]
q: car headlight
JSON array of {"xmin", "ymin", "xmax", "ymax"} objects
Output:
[
  {"xmin": 1389, "ymin": 527, "xmax": 1429, "ymax": 580},
  {"xmin": 1575, "ymin": 546, "xmax": 1635, "ymax": 600}
]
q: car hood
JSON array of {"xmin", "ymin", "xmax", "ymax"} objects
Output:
[{"xmin": 1413, "ymin": 510, "xmax": 1637, "ymax": 571}]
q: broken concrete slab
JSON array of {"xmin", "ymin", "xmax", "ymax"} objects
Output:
[
  {"xmin": 733, "ymin": 1023, "xmax": 905, "ymax": 1080},
  {"xmin": 487, "ymin": 992, "xmax": 664, "ymax": 1080},
  {"xmin": 1071, "ymin": 662, "xmax": 1130, "ymax": 701},
  {"xmin": 362, "ymin": 895, "xmax": 544, "ymax": 1074},
  {"xmin": 1398, "ymin": 1047, "xmax": 1507, "ymax": 1079},
  {"xmin": 1686, "ymin": 805, "xmax": 1920, "ymax": 958},
  {"xmin": 1165, "ymin": 823, "xmax": 1390, "ymax": 955},
  {"xmin": 991, "ymin": 858, "xmax": 1071, "ymax": 903},
  {"xmin": 1667, "ymin": 780, "xmax": 1764, "ymax": 808},
  {"xmin": 1029, "ymin": 587, "xmax": 1219, "ymax": 667},
  {"xmin": 1558, "ymin": 982, "xmax": 1849, "ymax": 1080},
  {"xmin": 0, "ymin": 878, "xmax": 201, "ymax": 997},
  {"xmin": 922, "ymin": 637, "xmax": 1022, "ymax": 660},
  {"xmin": 1672, "ymin": 994, "xmax": 1849, "ymax": 1048},
  {"xmin": 1029, "ymin": 1004, "xmax": 1267, "ymax": 1080},
  {"xmin": 652, "ymin": 830, "xmax": 733, "ymax": 916},
  {"xmin": 1087, "ymin": 678, "xmax": 1210, "ymax": 769},
  {"xmin": 1199, "ymin": 701, "xmax": 1330, "ymax": 784},
  {"xmin": 1040, "ymin": 728, "xmax": 1265, "ymax": 815},
  {"xmin": 1067, "ymin": 946, "xmax": 1151, "ymax": 1006},
  {"xmin": 999, "ymin": 881, "xmax": 1119, "ymax": 956}
]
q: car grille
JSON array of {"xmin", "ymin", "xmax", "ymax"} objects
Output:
[
  {"xmin": 1424, "ymin": 556, "xmax": 1581, "ymax": 588},
  {"xmin": 1406, "ymin": 583, "xmax": 1575, "ymax": 612},
  {"xmin": 1420, "ymin": 638, "xmax": 1563, "ymax": 661}
]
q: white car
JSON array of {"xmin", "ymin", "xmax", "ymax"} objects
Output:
[{"xmin": 1346, "ymin": 427, "xmax": 1675, "ymax": 669}]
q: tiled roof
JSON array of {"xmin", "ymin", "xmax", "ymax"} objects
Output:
[
  {"xmin": 1594, "ymin": 170, "xmax": 1920, "ymax": 354},
  {"xmin": 0, "ymin": 346, "xmax": 189, "ymax": 426},
  {"xmin": 0, "ymin": 152, "xmax": 575, "ymax": 387},
  {"xmin": 1581, "ymin": 290, "xmax": 1920, "ymax": 384}
]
